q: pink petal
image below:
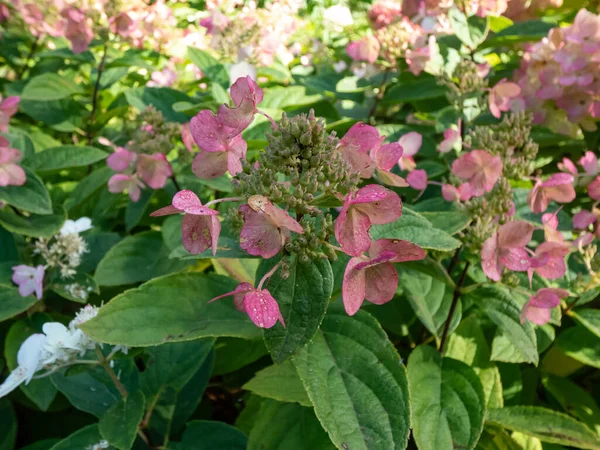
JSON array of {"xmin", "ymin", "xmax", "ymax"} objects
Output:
[
  {"xmin": 217, "ymin": 99, "xmax": 256, "ymax": 136},
  {"xmin": 342, "ymin": 256, "xmax": 368, "ymax": 316},
  {"xmin": 339, "ymin": 123, "xmax": 383, "ymax": 155},
  {"xmin": 372, "ymin": 142, "xmax": 403, "ymax": 171},
  {"xmin": 190, "ymin": 110, "xmax": 237, "ymax": 152},
  {"xmin": 542, "ymin": 213, "xmax": 559, "ymax": 230},
  {"xmin": 442, "ymin": 184, "xmax": 460, "ymax": 202},
  {"xmin": 335, "ymin": 203, "xmax": 372, "ymax": 257},
  {"xmin": 579, "ymin": 151, "xmax": 598, "ymax": 176},
  {"xmin": 589, "ymin": 177, "xmax": 600, "ymax": 200},
  {"xmin": 535, "ymin": 256, "xmax": 566, "ymax": 279},
  {"xmin": 481, "ymin": 234, "xmax": 502, "ymax": 281},
  {"xmin": 107, "ymin": 148, "xmax": 136, "ymax": 172},
  {"xmin": 192, "ymin": 150, "xmax": 229, "ymax": 179},
  {"xmin": 368, "ymin": 239, "xmax": 426, "ymax": 263},
  {"xmin": 376, "ymin": 169, "xmax": 408, "ymax": 187},
  {"xmin": 243, "ymin": 289, "xmax": 285, "ymax": 328},
  {"xmin": 499, "ymin": 247, "xmax": 531, "ymax": 272},
  {"xmin": 406, "ymin": 169, "xmax": 428, "ymax": 190},
  {"xmin": 209, "ymin": 282, "xmax": 254, "ymax": 312},
  {"xmin": 181, "ymin": 214, "xmax": 213, "ymax": 255},
  {"xmin": 573, "ymin": 210, "xmax": 597, "ymax": 229},
  {"xmin": 521, "ymin": 304, "xmax": 551, "ymax": 325},
  {"xmin": 182, "ymin": 123, "xmax": 194, "ymax": 152},
  {"xmin": 230, "ymin": 76, "xmax": 263, "ymax": 108},
  {"xmin": 398, "ymin": 132, "xmax": 422, "ymax": 157},
  {"xmin": 498, "ymin": 221, "xmax": 534, "ymax": 248},
  {"xmin": 558, "ymin": 158, "xmax": 578, "ymax": 175},
  {"xmin": 150, "ymin": 205, "xmax": 181, "ymax": 217},
  {"xmin": 173, "ymin": 190, "xmax": 218, "ymax": 216},
  {"xmin": 108, "ymin": 174, "xmax": 132, "ymax": 194},
  {"xmin": 352, "ymin": 184, "xmax": 402, "ymax": 225},
  {"xmin": 452, "ymin": 150, "xmax": 503, "ymax": 195},
  {"xmin": 239, "ymin": 204, "xmax": 283, "ymax": 258},
  {"xmin": 364, "ymin": 262, "xmax": 398, "ymax": 305},
  {"xmin": 137, "ymin": 153, "xmax": 172, "ymax": 189}
]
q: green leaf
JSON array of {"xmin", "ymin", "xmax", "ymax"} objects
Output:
[
  {"xmin": 125, "ymin": 189, "xmax": 153, "ymax": 231},
  {"xmin": 257, "ymin": 256, "xmax": 333, "ymax": 363},
  {"xmin": 213, "ymin": 337, "xmax": 267, "ymax": 375},
  {"xmin": 446, "ymin": 316, "xmax": 503, "ymax": 409},
  {"xmin": 482, "ymin": 20, "xmax": 555, "ymax": 48},
  {"xmin": 542, "ymin": 374, "xmax": 600, "ymax": 435},
  {"xmin": 571, "ymin": 309, "xmax": 600, "ymax": 339},
  {"xmin": 81, "ymin": 272, "xmax": 261, "ymax": 346},
  {"xmin": 412, "ymin": 198, "xmax": 471, "ymax": 235},
  {"xmin": 243, "ymin": 360, "xmax": 311, "ymax": 406},
  {"xmin": 475, "ymin": 428, "xmax": 522, "ymax": 450},
  {"xmin": 397, "ymin": 267, "xmax": 462, "ymax": 338},
  {"xmin": 382, "ymin": 77, "xmax": 447, "ymax": 104},
  {"xmin": 49, "ymin": 273, "xmax": 99, "ymax": 303},
  {"xmin": 0, "ymin": 167, "xmax": 53, "ymax": 214},
  {"xmin": 94, "ymin": 232, "xmax": 190, "ymax": 286},
  {"xmin": 448, "ymin": 8, "xmax": 489, "ymax": 49},
  {"xmin": 487, "ymin": 406, "xmax": 600, "ymax": 449},
  {"xmin": 247, "ymin": 399, "xmax": 335, "ymax": 450},
  {"xmin": 65, "ymin": 166, "xmax": 113, "ymax": 211},
  {"xmin": 0, "ymin": 208, "xmax": 65, "ymax": 238},
  {"xmin": 173, "ymin": 421, "xmax": 248, "ymax": 450},
  {"xmin": 293, "ymin": 307, "xmax": 410, "ymax": 450},
  {"xmin": 471, "ymin": 286, "xmax": 538, "ymax": 365},
  {"xmin": 124, "ymin": 87, "xmax": 192, "ymax": 123},
  {"xmin": 5, "ymin": 318, "xmax": 57, "ymax": 410},
  {"xmin": 79, "ymin": 232, "xmax": 121, "ymax": 273},
  {"xmin": 0, "ymin": 400, "xmax": 17, "ymax": 450},
  {"xmin": 187, "ymin": 47, "xmax": 230, "ymax": 89},
  {"xmin": 2, "ymin": 128, "xmax": 35, "ymax": 158},
  {"xmin": 24, "ymin": 145, "xmax": 108, "ymax": 172},
  {"xmin": 260, "ymin": 86, "xmax": 323, "ymax": 110},
  {"xmin": 554, "ymin": 325, "xmax": 600, "ymax": 369},
  {"xmin": 49, "ymin": 425, "xmax": 104, "ymax": 450},
  {"xmin": 408, "ymin": 345, "xmax": 486, "ymax": 450},
  {"xmin": 370, "ymin": 209, "xmax": 461, "ymax": 251},
  {"xmin": 99, "ymin": 390, "xmax": 145, "ymax": 450},
  {"xmin": 0, "ymin": 286, "xmax": 38, "ymax": 322},
  {"xmin": 21, "ymin": 74, "xmax": 83, "ymax": 101}
]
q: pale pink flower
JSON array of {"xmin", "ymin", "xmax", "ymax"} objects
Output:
[
  {"xmin": 406, "ymin": 36, "xmax": 435, "ymax": 76},
  {"xmin": 218, "ymin": 76, "xmax": 264, "ymax": 134},
  {"xmin": 61, "ymin": 7, "xmax": 93, "ymax": 54},
  {"xmin": 239, "ymin": 196, "xmax": 303, "ymax": 258},
  {"xmin": 438, "ymin": 126, "xmax": 461, "ymax": 153},
  {"xmin": 108, "ymin": 174, "xmax": 144, "ymax": 202},
  {"xmin": 0, "ymin": 138, "xmax": 26, "ymax": 187},
  {"xmin": 335, "ymin": 185, "xmax": 402, "ymax": 257},
  {"xmin": 442, "ymin": 183, "xmax": 473, "ymax": 203},
  {"xmin": 589, "ymin": 176, "xmax": 600, "ymax": 200},
  {"xmin": 371, "ymin": 142, "xmax": 408, "ymax": 187},
  {"xmin": 110, "ymin": 12, "xmax": 136, "ymax": 38},
  {"xmin": 481, "ymin": 221, "xmax": 534, "ymax": 281},
  {"xmin": 0, "ymin": 96, "xmax": 19, "ymax": 133},
  {"xmin": 397, "ymin": 132, "xmax": 422, "ymax": 171},
  {"xmin": 489, "ymin": 80, "xmax": 521, "ymax": 118},
  {"xmin": 558, "ymin": 157, "xmax": 578, "ymax": 175},
  {"xmin": 528, "ymin": 241, "xmax": 569, "ymax": 282},
  {"xmin": 147, "ymin": 68, "xmax": 177, "ymax": 87},
  {"xmin": 528, "ymin": 173, "xmax": 576, "ymax": 213},
  {"xmin": 521, "ymin": 288, "xmax": 569, "ymax": 325},
  {"xmin": 346, "ymin": 36, "xmax": 380, "ymax": 64},
  {"xmin": 106, "ymin": 148, "xmax": 136, "ymax": 172},
  {"xmin": 12, "ymin": 265, "xmax": 45, "ymax": 300},
  {"xmin": 182, "ymin": 123, "xmax": 194, "ymax": 152},
  {"xmin": 542, "ymin": 212, "xmax": 564, "ymax": 242},
  {"xmin": 579, "ymin": 151, "xmax": 598, "ymax": 176},
  {"xmin": 337, "ymin": 123, "xmax": 382, "ymax": 178},
  {"xmin": 368, "ymin": 1, "xmax": 402, "ymax": 29},
  {"xmin": 573, "ymin": 210, "xmax": 597, "ymax": 229},
  {"xmin": 451, "ymin": 150, "xmax": 503, "ymax": 196},
  {"xmin": 151, "ymin": 190, "xmax": 220, "ymax": 255},
  {"xmin": 342, "ymin": 239, "xmax": 426, "ymax": 316},
  {"xmin": 136, "ymin": 153, "xmax": 172, "ymax": 189},
  {"xmin": 407, "ymin": 169, "xmax": 427, "ymax": 190}
]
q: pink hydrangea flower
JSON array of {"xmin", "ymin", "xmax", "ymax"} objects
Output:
[
  {"xmin": 368, "ymin": 1, "xmax": 402, "ymax": 29},
  {"xmin": 218, "ymin": 76, "xmax": 264, "ymax": 134},
  {"xmin": 573, "ymin": 210, "xmax": 597, "ymax": 229},
  {"xmin": 481, "ymin": 221, "xmax": 534, "ymax": 281},
  {"xmin": 342, "ymin": 239, "xmax": 426, "ymax": 316},
  {"xmin": 209, "ymin": 282, "xmax": 285, "ymax": 329},
  {"xmin": 489, "ymin": 80, "xmax": 521, "ymax": 118},
  {"xmin": 371, "ymin": 142, "xmax": 408, "ymax": 187},
  {"xmin": 151, "ymin": 190, "xmax": 220, "ymax": 256},
  {"xmin": 558, "ymin": 157, "xmax": 578, "ymax": 175},
  {"xmin": 442, "ymin": 183, "xmax": 473, "ymax": 203},
  {"xmin": 0, "ymin": 138, "xmax": 26, "ymax": 187},
  {"xmin": 0, "ymin": 96, "xmax": 19, "ymax": 133},
  {"xmin": 12, "ymin": 265, "xmax": 45, "ymax": 300},
  {"xmin": 542, "ymin": 212, "xmax": 564, "ymax": 242},
  {"xmin": 527, "ymin": 173, "xmax": 576, "ymax": 214},
  {"xmin": 337, "ymin": 123, "xmax": 382, "ymax": 178},
  {"xmin": 335, "ymin": 185, "xmax": 402, "ymax": 257},
  {"xmin": 580, "ymin": 151, "xmax": 599, "ymax": 176},
  {"xmin": 108, "ymin": 174, "xmax": 145, "ymax": 202},
  {"xmin": 110, "ymin": 12, "xmax": 136, "ymax": 38},
  {"xmin": 438, "ymin": 125, "xmax": 461, "ymax": 154},
  {"xmin": 451, "ymin": 150, "xmax": 503, "ymax": 197},
  {"xmin": 397, "ymin": 132, "xmax": 422, "ymax": 171},
  {"xmin": 520, "ymin": 288, "xmax": 569, "ymax": 325},
  {"xmin": 106, "ymin": 148, "xmax": 136, "ymax": 172},
  {"xmin": 589, "ymin": 176, "xmax": 600, "ymax": 200},
  {"xmin": 528, "ymin": 241, "xmax": 570, "ymax": 282},
  {"xmin": 136, "ymin": 153, "xmax": 172, "ymax": 189},
  {"xmin": 61, "ymin": 7, "xmax": 93, "ymax": 54},
  {"xmin": 406, "ymin": 36, "xmax": 436, "ymax": 76},
  {"xmin": 346, "ymin": 36, "xmax": 380, "ymax": 64},
  {"xmin": 239, "ymin": 196, "xmax": 304, "ymax": 258},
  {"xmin": 407, "ymin": 169, "xmax": 427, "ymax": 190}
]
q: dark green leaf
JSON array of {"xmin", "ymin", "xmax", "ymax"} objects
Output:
[
  {"xmin": 0, "ymin": 167, "xmax": 53, "ymax": 214},
  {"xmin": 99, "ymin": 390, "xmax": 145, "ymax": 450},
  {"xmin": 24, "ymin": 145, "xmax": 107, "ymax": 172},
  {"xmin": 125, "ymin": 189, "xmax": 154, "ymax": 231},
  {"xmin": 65, "ymin": 166, "xmax": 113, "ymax": 211},
  {"xmin": 382, "ymin": 77, "xmax": 447, "ymax": 104},
  {"xmin": 49, "ymin": 425, "xmax": 104, "ymax": 450},
  {"xmin": 0, "ymin": 208, "xmax": 65, "ymax": 238},
  {"xmin": 0, "ymin": 286, "xmax": 38, "ymax": 322},
  {"xmin": 571, "ymin": 309, "xmax": 600, "ymax": 339},
  {"xmin": 0, "ymin": 400, "xmax": 17, "ymax": 450},
  {"xmin": 554, "ymin": 325, "xmax": 600, "ymax": 369},
  {"xmin": 173, "ymin": 420, "xmax": 248, "ymax": 450},
  {"xmin": 124, "ymin": 88, "xmax": 192, "ymax": 123}
]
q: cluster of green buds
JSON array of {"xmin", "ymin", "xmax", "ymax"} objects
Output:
[
  {"xmin": 128, "ymin": 106, "xmax": 181, "ymax": 155},
  {"xmin": 439, "ymin": 59, "xmax": 489, "ymax": 106},
  {"xmin": 466, "ymin": 112, "xmax": 539, "ymax": 179}
]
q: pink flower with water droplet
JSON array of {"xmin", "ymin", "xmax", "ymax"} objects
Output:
[
  {"xmin": 407, "ymin": 169, "xmax": 427, "ymax": 190},
  {"xmin": 106, "ymin": 148, "xmax": 136, "ymax": 172},
  {"xmin": 528, "ymin": 173, "xmax": 576, "ymax": 214},
  {"xmin": 239, "ymin": 196, "xmax": 303, "ymax": 258},
  {"xmin": 0, "ymin": 96, "xmax": 19, "ymax": 133},
  {"xmin": 136, "ymin": 153, "xmax": 172, "ymax": 189},
  {"xmin": 0, "ymin": 137, "xmax": 26, "ymax": 187},
  {"xmin": 521, "ymin": 288, "xmax": 569, "ymax": 325},
  {"xmin": 397, "ymin": 132, "xmax": 422, "ymax": 171},
  {"xmin": 151, "ymin": 190, "xmax": 220, "ymax": 256},
  {"xmin": 489, "ymin": 79, "xmax": 521, "ymax": 118},
  {"xmin": 108, "ymin": 174, "xmax": 145, "ymax": 202},
  {"xmin": 209, "ymin": 282, "xmax": 285, "ymax": 329},
  {"xmin": 451, "ymin": 150, "xmax": 503, "ymax": 196},
  {"xmin": 346, "ymin": 36, "xmax": 380, "ymax": 64},
  {"xmin": 335, "ymin": 185, "xmax": 402, "ymax": 257},
  {"xmin": 12, "ymin": 265, "xmax": 45, "ymax": 300},
  {"xmin": 580, "ymin": 151, "xmax": 599, "ymax": 176},
  {"xmin": 481, "ymin": 221, "xmax": 534, "ymax": 281},
  {"xmin": 342, "ymin": 239, "xmax": 426, "ymax": 316},
  {"xmin": 528, "ymin": 241, "xmax": 569, "ymax": 283}
]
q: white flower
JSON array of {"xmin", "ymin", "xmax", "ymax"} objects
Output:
[
  {"xmin": 323, "ymin": 5, "xmax": 353, "ymax": 30},
  {"xmin": 60, "ymin": 217, "xmax": 93, "ymax": 236},
  {"xmin": 333, "ymin": 60, "xmax": 348, "ymax": 73},
  {"xmin": 229, "ymin": 61, "xmax": 257, "ymax": 86},
  {"xmin": 86, "ymin": 440, "xmax": 110, "ymax": 450},
  {"xmin": 0, "ymin": 334, "xmax": 46, "ymax": 398}
]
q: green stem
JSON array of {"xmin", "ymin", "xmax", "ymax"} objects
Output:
[{"xmin": 439, "ymin": 261, "xmax": 470, "ymax": 355}]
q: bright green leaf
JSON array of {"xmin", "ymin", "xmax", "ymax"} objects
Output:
[
  {"xmin": 243, "ymin": 360, "xmax": 311, "ymax": 406},
  {"xmin": 554, "ymin": 325, "xmax": 600, "ymax": 369},
  {"xmin": 24, "ymin": 145, "xmax": 108, "ymax": 172},
  {"xmin": 21, "ymin": 74, "xmax": 83, "ymax": 101}
]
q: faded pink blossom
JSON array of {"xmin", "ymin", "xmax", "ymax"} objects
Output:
[
  {"xmin": 218, "ymin": 76, "xmax": 264, "ymax": 134},
  {"xmin": 542, "ymin": 212, "xmax": 564, "ymax": 242},
  {"xmin": 335, "ymin": 185, "xmax": 402, "ymax": 257},
  {"xmin": 489, "ymin": 80, "xmax": 521, "ymax": 118},
  {"xmin": 106, "ymin": 148, "xmax": 136, "ymax": 172},
  {"xmin": 558, "ymin": 157, "xmax": 578, "ymax": 175},
  {"xmin": 476, "ymin": 63, "xmax": 491, "ymax": 78},
  {"xmin": 61, "ymin": 7, "xmax": 93, "ymax": 54},
  {"xmin": 337, "ymin": 123, "xmax": 382, "ymax": 178},
  {"xmin": 407, "ymin": 169, "xmax": 427, "ymax": 190},
  {"xmin": 108, "ymin": 174, "xmax": 144, "ymax": 202},
  {"xmin": 397, "ymin": 132, "xmax": 422, "ymax": 171},
  {"xmin": 148, "ymin": 68, "xmax": 177, "ymax": 88},
  {"xmin": 346, "ymin": 36, "xmax": 380, "ymax": 64},
  {"xmin": 528, "ymin": 241, "xmax": 569, "ymax": 282},
  {"xmin": 209, "ymin": 282, "xmax": 285, "ymax": 329},
  {"xmin": 239, "ymin": 196, "xmax": 303, "ymax": 258},
  {"xmin": 573, "ymin": 210, "xmax": 598, "ymax": 229},
  {"xmin": 452, "ymin": 150, "xmax": 503, "ymax": 196},
  {"xmin": 342, "ymin": 239, "xmax": 426, "ymax": 316},
  {"xmin": 110, "ymin": 12, "xmax": 136, "ymax": 38},
  {"xmin": 528, "ymin": 173, "xmax": 576, "ymax": 213},
  {"xmin": 12, "ymin": 265, "xmax": 44, "ymax": 300},
  {"xmin": 371, "ymin": 142, "xmax": 408, "ymax": 187},
  {"xmin": 579, "ymin": 151, "xmax": 599, "ymax": 176},
  {"xmin": 136, "ymin": 153, "xmax": 172, "ymax": 189},
  {"xmin": 368, "ymin": 1, "xmax": 402, "ymax": 29},
  {"xmin": 406, "ymin": 36, "xmax": 435, "ymax": 76},
  {"xmin": 589, "ymin": 176, "xmax": 600, "ymax": 200},
  {"xmin": 151, "ymin": 190, "xmax": 221, "ymax": 256},
  {"xmin": 0, "ymin": 138, "xmax": 26, "ymax": 187},
  {"xmin": 200, "ymin": 9, "xmax": 230, "ymax": 35},
  {"xmin": 438, "ymin": 126, "xmax": 461, "ymax": 153},
  {"xmin": 481, "ymin": 221, "xmax": 534, "ymax": 281},
  {"xmin": 521, "ymin": 288, "xmax": 569, "ymax": 325},
  {"xmin": 0, "ymin": 96, "xmax": 19, "ymax": 133}
]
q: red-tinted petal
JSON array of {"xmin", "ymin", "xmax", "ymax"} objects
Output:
[
  {"xmin": 364, "ymin": 262, "xmax": 398, "ymax": 305},
  {"xmin": 243, "ymin": 288, "xmax": 284, "ymax": 328},
  {"xmin": 181, "ymin": 214, "xmax": 212, "ymax": 255},
  {"xmin": 239, "ymin": 204, "xmax": 282, "ymax": 258},
  {"xmin": 342, "ymin": 256, "xmax": 368, "ymax": 316}
]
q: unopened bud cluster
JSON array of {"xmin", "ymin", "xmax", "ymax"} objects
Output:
[
  {"xmin": 128, "ymin": 106, "xmax": 180, "ymax": 155},
  {"xmin": 440, "ymin": 60, "xmax": 489, "ymax": 104},
  {"xmin": 466, "ymin": 112, "xmax": 539, "ymax": 179}
]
